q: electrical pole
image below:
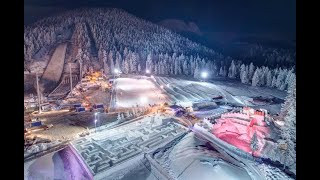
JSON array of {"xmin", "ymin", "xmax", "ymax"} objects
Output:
[
  {"xmin": 79, "ymin": 60, "xmax": 82, "ymax": 84},
  {"xmin": 69, "ymin": 63, "xmax": 73, "ymax": 96},
  {"xmin": 36, "ymin": 72, "xmax": 41, "ymax": 114}
]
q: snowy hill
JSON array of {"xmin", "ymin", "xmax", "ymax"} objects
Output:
[
  {"xmin": 24, "ymin": 8, "xmax": 295, "ymax": 94},
  {"xmin": 24, "ymin": 8, "xmax": 221, "ymax": 68}
]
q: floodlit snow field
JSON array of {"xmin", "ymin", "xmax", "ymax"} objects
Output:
[
  {"xmin": 154, "ymin": 76, "xmax": 286, "ymax": 112},
  {"xmin": 114, "ymin": 77, "xmax": 169, "ymax": 109}
]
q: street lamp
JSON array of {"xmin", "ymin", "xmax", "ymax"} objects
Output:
[
  {"xmin": 201, "ymin": 71, "xmax": 208, "ymax": 79},
  {"xmin": 94, "ymin": 119, "xmax": 97, "ymax": 133},
  {"xmin": 94, "ymin": 112, "xmax": 98, "ymax": 132}
]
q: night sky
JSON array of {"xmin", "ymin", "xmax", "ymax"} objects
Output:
[{"xmin": 25, "ymin": 0, "xmax": 296, "ymax": 42}]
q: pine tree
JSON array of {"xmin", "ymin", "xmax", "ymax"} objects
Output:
[
  {"xmin": 228, "ymin": 60, "xmax": 237, "ymax": 78},
  {"xmin": 108, "ymin": 51, "xmax": 114, "ymax": 73},
  {"xmin": 276, "ymin": 69, "xmax": 286, "ymax": 90},
  {"xmin": 250, "ymin": 132, "xmax": 259, "ymax": 156},
  {"xmin": 123, "ymin": 59, "xmax": 130, "ymax": 74},
  {"xmin": 248, "ymin": 62, "xmax": 255, "ymax": 80},
  {"xmin": 240, "ymin": 64, "xmax": 246, "ymax": 79},
  {"xmin": 146, "ymin": 53, "xmax": 153, "ymax": 72},
  {"xmin": 174, "ymin": 58, "xmax": 179, "ymax": 75},
  {"xmin": 115, "ymin": 51, "xmax": 122, "ymax": 70},
  {"xmin": 241, "ymin": 70, "xmax": 249, "ymax": 84},
  {"xmin": 266, "ymin": 70, "xmax": 272, "ymax": 87},
  {"xmin": 183, "ymin": 59, "xmax": 189, "ymax": 75},
  {"xmin": 252, "ymin": 68, "xmax": 261, "ymax": 86},
  {"xmin": 219, "ymin": 67, "xmax": 224, "ymax": 76},
  {"xmin": 194, "ymin": 65, "xmax": 200, "ymax": 78},
  {"xmin": 271, "ymin": 75, "xmax": 277, "ymax": 88},
  {"xmin": 130, "ymin": 52, "xmax": 138, "ymax": 73},
  {"xmin": 280, "ymin": 81, "xmax": 296, "ymax": 169}
]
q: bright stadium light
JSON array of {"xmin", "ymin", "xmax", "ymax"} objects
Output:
[
  {"xmin": 140, "ymin": 96, "xmax": 148, "ymax": 104},
  {"xmin": 201, "ymin": 71, "xmax": 208, "ymax": 79},
  {"xmin": 146, "ymin": 69, "xmax": 150, "ymax": 74}
]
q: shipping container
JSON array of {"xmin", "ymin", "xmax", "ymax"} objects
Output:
[
  {"xmin": 93, "ymin": 103, "xmax": 104, "ymax": 109},
  {"xmin": 76, "ymin": 107, "xmax": 86, "ymax": 112},
  {"xmin": 31, "ymin": 121, "xmax": 42, "ymax": 127},
  {"xmin": 73, "ymin": 103, "xmax": 82, "ymax": 108}
]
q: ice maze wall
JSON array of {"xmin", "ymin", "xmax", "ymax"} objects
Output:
[{"xmin": 72, "ymin": 122, "xmax": 187, "ymax": 176}]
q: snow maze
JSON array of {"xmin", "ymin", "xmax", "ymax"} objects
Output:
[{"xmin": 71, "ymin": 116, "xmax": 187, "ymax": 176}]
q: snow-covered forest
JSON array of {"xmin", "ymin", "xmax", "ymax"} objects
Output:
[
  {"xmin": 279, "ymin": 80, "xmax": 296, "ymax": 171},
  {"xmin": 24, "ymin": 8, "xmax": 295, "ymax": 91}
]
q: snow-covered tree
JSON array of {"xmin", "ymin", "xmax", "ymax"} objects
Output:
[
  {"xmin": 250, "ymin": 132, "xmax": 259, "ymax": 156},
  {"xmin": 240, "ymin": 64, "xmax": 249, "ymax": 84},
  {"xmin": 240, "ymin": 64, "xmax": 246, "ymax": 78},
  {"xmin": 241, "ymin": 70, "xmax": 249, "ymax": 84},
  {"xmin": 280, "ymin": 80, "xmax": 296, "ymax": 169},
  {"xmin": 276, "ymin": 69, "xmax": 287, "ymax": 90},
  {"xmin": 228, "ymin": 60, "xmax": 237, "ymax": 78},
  {"xmin": 108, "ymin": 51, "xmax": 114, "ymax": 73},
  {"xmin": 194, "ymin": 65, "xmax": 200, "ymax": 78},
  {"xmin": 266, "ymin": 70, "xmax": 272, "ymax": 87},
  {"xmin": 115, "ymin": 51, "xmax": 121, "ymax": 70},
  {"xmin": 183, "ymin": 59, "xmax": 189, "ymax": 75},
  {"xmin": 146, "ymin": 53, "xmax": 153, "ymax": 73},
  {"xmin": 122, "ymin": 59, "xmax": 130, "ymax": 74},
  {"xmin": 130, "ymin": 52, "xmax": 138, "ymax": 73},
  {"xmin": 248, "ymin": 62, "xmax": 255, "ymax": 80},
  {"xmin": 271, "ymin": 75, "xmax": 277, "ymax": 88},
  {"xmin": 219, "ymin": 66, "xmax": 224, "ymax": 76},
  {"xmin": 252, "ymin": 68, "xmax": 261, "ymax": 86},
  {"xmin": 102, "ymin": 50, "xmax": 109, "ymax": 74}
]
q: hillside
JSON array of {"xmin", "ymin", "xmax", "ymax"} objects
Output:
[
  {"xmin": 24, "ymin": 8, "xmax": 295, "ymax": 95},
  {"xmin": 24, "ymin": 8, "xmax": 222, "ymax": 70}
]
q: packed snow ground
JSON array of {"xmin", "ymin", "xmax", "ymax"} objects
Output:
[
  {"xmin": 114, "ymin": 77, "xmax": 169, "ymax": 109},
  {"xmin": 24, "ymin": 151, "xmax": 58, "ymax": 179},
  {"xmin": 153, "ymin": 76, "xmax": 286, "ymax": 113},
  {"xmin": 152, "ymin": 132, "xmax": 252, "ymax": 180},
  {"xmin": 24, "ymin": 147, "xmax": 92, "ymax": 180}
]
